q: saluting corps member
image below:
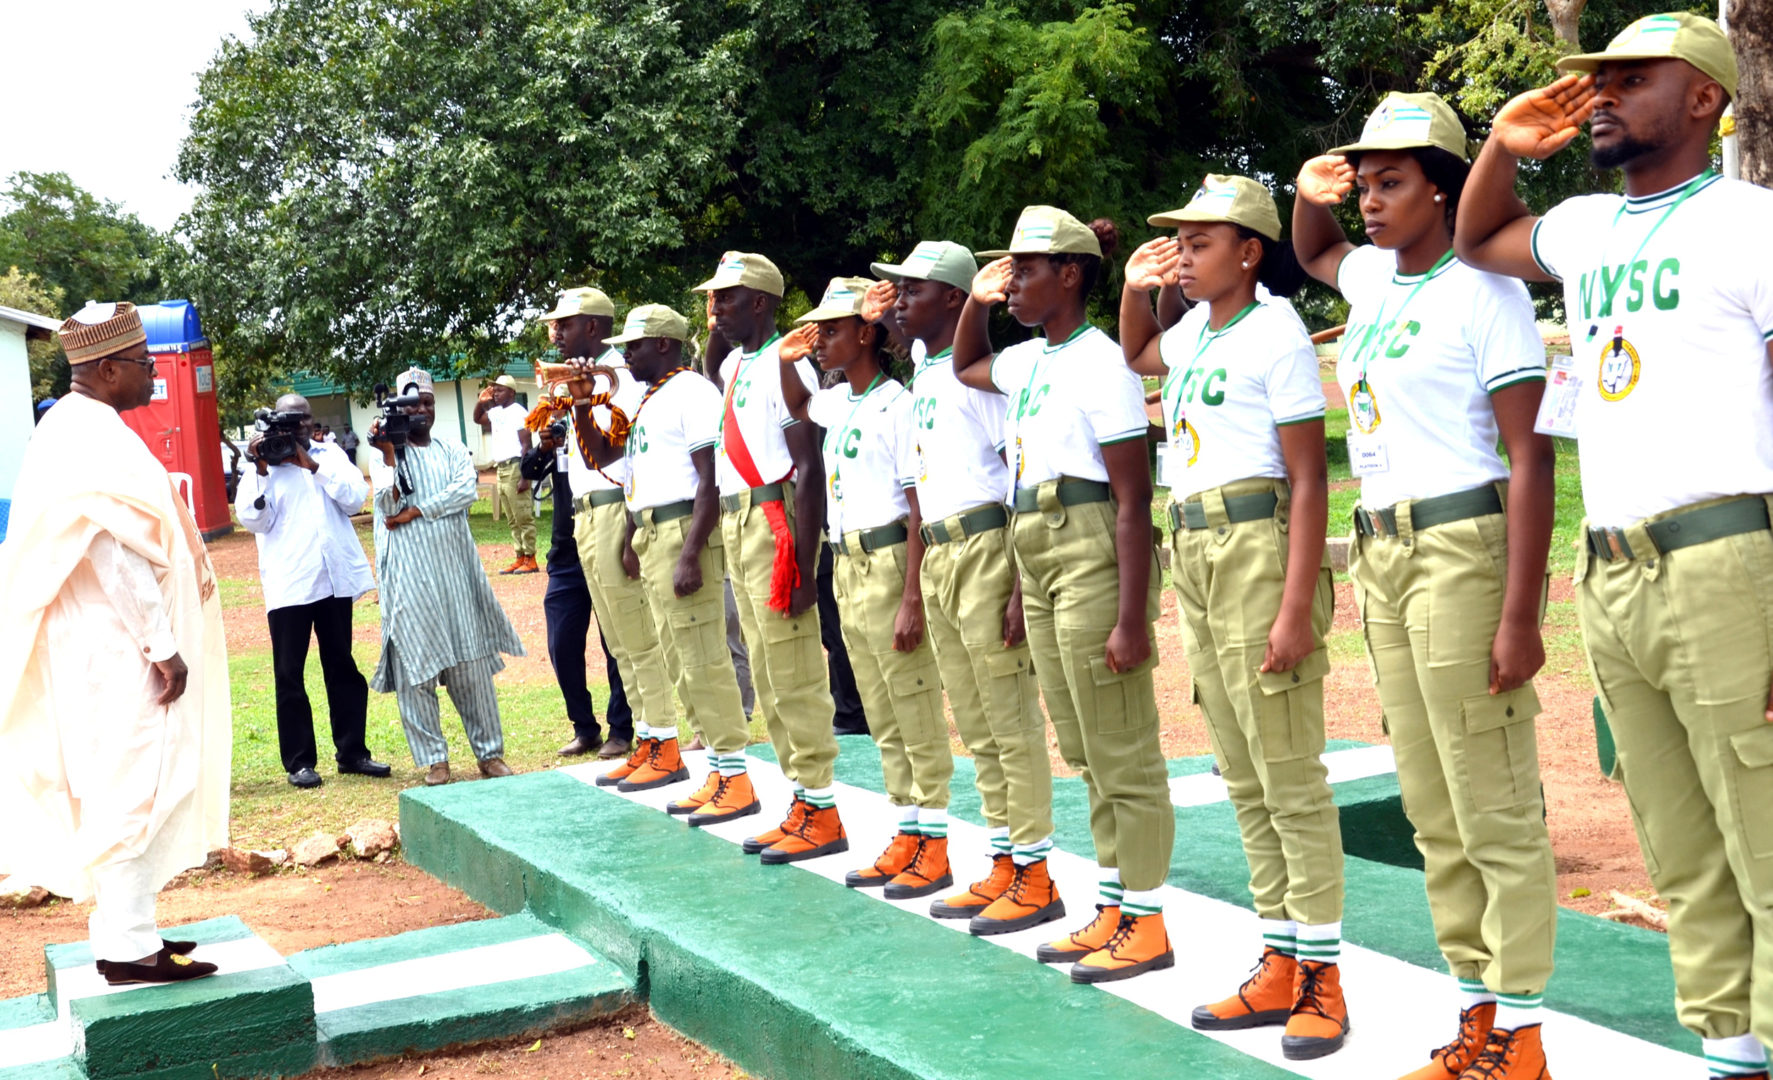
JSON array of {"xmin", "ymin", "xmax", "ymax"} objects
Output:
[
  {"xmin": 865, "ymin": 241, "xmax": 1057, "ymax": 924},
  {"xmin": 953, "ymin": 206, "xmax": 1176, "ymax": 982},
  {"xmin": 1458, "ymin": 14, "xmax": 1773, "ymax": 1079},
  {"xmin": 696, "ymin": 253, "xmax": 848, "ymax": 864},
  {"xmin": 1122, "ymin": 176, "xmax": 1348, "ymax": 1059},
  {"xmin": 775, "ymin": 278, "xmax": 955, "ymax": 899},
  {"xmin": 573, "ymin": 304, "xmax": 762, "ymax": 827},
  {"xmin": 1294, "ymin": 91, "xmax": 1559, "ymax": 1080}
]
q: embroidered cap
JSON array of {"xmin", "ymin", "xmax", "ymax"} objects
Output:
[
  {"xmin": 1557, "ymin": 12, "xmax": 1737, "ymax": 99},
  {"xmin": 871, "ymin": 241, "xmax": 978, "ymax": 291},
  {"xmin": 1147, "ymin": 175, "xmax": 1284, "ymax": 241},
  {"xmin": 58, "ymin": 301, "xmax": 146, "ymax": 364},
  {"xmin": 395, "ymin": 367, "xmax": 435, "ymax": 395},
  {"xmin": 1329, "ymin": 91, "xmax": 1470, "ymax": 162},
  {"xmin": 976, "ymin": 205, "xmax": 1101, "ymax": 260},
  {"xmin": 691, "ymin": 251, "xmax": 785, "ymax": 297},
  {"xmin": 605, "ymin": 304, "xmax": 693, "ymax": 345},
  {"xmin": 796, "ymin": 277, "xmax": 876, "ymax": 322}
]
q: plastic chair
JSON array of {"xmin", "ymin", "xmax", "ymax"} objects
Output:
[{"xmin": 169, "ymin": 473, "xmax": 197, "ymax": 516}]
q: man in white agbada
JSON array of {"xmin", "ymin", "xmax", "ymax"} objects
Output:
[{"xmin": 0, "ymin": 301, "xmax": 230, "ymax": 985}]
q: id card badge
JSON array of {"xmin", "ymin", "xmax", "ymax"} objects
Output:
[
  {"xmin": 1154, "ymin": 443, "xmax": 1172, "ymax": 489},
  {"xmin": 1347, "ymin": 432, "xmax": 1390, "ymax": 476},
  {"xmin": 1534, "ymin": 354, "xmax": 1583, "ymax": 439}
]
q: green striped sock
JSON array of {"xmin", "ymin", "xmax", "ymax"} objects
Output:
[
  {"xmin": 1704, "ymin": 1034, "xmax": 1769, "ymax": 1078},
  {"xmin": 1011, "ymin": 836, "xmax": 1052, "ymax": 866},
  {"xmin": 1099, "ymin": 871, "xmax": 1124, "ymax": 907},
  {"xmin": 1494, "ymin": 991, "xmax": 1544, "ymax": 1031},
  {"xmin": 918, "ymin": 808, "xmax": 947, "ymax": 838},
  {"xmin": 1295, "ymin": 921, "xmax": 1340, "ymax": 964},
  {"xmin": 802, "ymin": 786, "xmax": 836, "ymax": 809},
  {"xmin": 716, "ymin": 755, "xmax": 747, "ymax": 777},
  {"xmin": 1457, "ymin": 977, "xmax": 1496, "ymax": 1009},
  {"xmin": 988, "ymin": 828, "xmax": 1011, "ymax": 857},
  {"xmin": 897, "ymin": 804, "xmax": 920, "ymax": 831},
  {"xmin": 1121, "ymin": 888, "xmax": 1162, "ymax": 918}
]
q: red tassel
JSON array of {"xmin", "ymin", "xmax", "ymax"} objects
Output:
[{"xmin": 763, "ymin": 500, "xmax": 800, "ymax": 613}]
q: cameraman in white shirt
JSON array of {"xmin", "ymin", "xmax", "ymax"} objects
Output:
[{"xmin": 235, "ymin": 393, "xmax": 390, "ymax": 789}]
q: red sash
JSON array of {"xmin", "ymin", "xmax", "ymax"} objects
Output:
[{"xmin": 722, "ymin": 361, "xmax": 800, "ymax": 612}]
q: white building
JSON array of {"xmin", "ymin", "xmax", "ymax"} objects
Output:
[{"xmin": 0, "ymin": 304, "xmax": 60, "ymax": 514}]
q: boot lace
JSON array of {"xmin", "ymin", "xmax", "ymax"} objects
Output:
[
  {"xmin": 1000, "ymin": 861, "xmax": 1042, "ymax": 907},
  {"xmin": 623, "ymin": 740, "xmax": 652, "ymax": 769},
  {"xmin": 1461, "ymin": 1027, "xmax": 1520, "ymax": 1079},
  {"xmin": 702, "ymin": 773, "xmax": 735, "ymax": 808},
  {"xmin": 1099, "ymin": 912, "xmax": 1139, "ymax": 957},
  {"xmin": 1431, "ymin": 1005, "xmax": 1489, "ymax": 1065},
  {"xmin": 879, "ymin": 834, "xmax": 921, "ymax": 874},
  {"xmin": 1072, "ymin": 904, "xmax": 1116, "ymax": 946},
  {"xmin": 1290, "ymin": 961, "xmax": 1333, "ymax": 1020}
]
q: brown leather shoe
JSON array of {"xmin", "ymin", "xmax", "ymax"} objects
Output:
[
  {"xmin": 684, "ymin": 733, "xmax": 706, "ymax": 752},
  {"xmin": 97, "ymin": 947, "xmax": 218, "ymax": 986},
  {"xmin": 557, "ymin": 735, "xmax": 597, "ymax": 757},
  {"xmin": 597, "ymin": 737, "xmax": 630, "ymax": 759},
  {"xmin": 478, "ymin": 757, "xmax": 514, "ymax": 778},
  {"xmin": 424, "ymin": 762, "xmax": 451, "ymax": 786}
]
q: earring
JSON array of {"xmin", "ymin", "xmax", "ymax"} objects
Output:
[
  {"xmin": 1242, "ymin": 262, "xmax": 1250, "ymax": 268},
  {"xmin": 1434, "ymin": 194, "xmax": 1444, "ymax": 202}
]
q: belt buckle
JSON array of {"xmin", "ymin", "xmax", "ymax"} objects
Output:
[
  {"xmin": 1168, "ymin": 504, "xmax": 1185, "ymax": 533},
  {"xmin": 1604, "ymin": 528, "xmax": 1627, "ymax": 561}
]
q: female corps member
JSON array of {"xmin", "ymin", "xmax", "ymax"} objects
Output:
[
  {"xmin": 1120, "ymin": 176, "xmax": 1347, "ymax": 1060},
  {"xmin": 1293, "ymin": 92, "xmax": 1558, "ymax": 1080},
  {"xmin": 952, "ymin": 205, "xmax": 1175, "ymax": 984},
  {"xmin": 776, "ymin": 278, "xmax": 956, "ymax": 899}
]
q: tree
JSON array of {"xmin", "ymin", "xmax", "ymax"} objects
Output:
[
  {"xmin": 0, "ymin": 172, "xmax": 162, "ymax": 312},
  {"xmin": 1729, "ymin": 0, "xmax": 1773, "ymax": 188},
  {"xmin": 0, "ymin": 267, "xmax": 67, "ymax": 400}
]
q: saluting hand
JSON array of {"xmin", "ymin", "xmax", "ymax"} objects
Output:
[
  {"xmin": 1125, "ymin": 237, "xmax": 1182, "ymax": 291},
  {"xmin": 1491, "ymin": 73, "xmax": 1597, "ymax": 160},
  {"xmin": 1297, "ymin": 154, "xmax": 1356, "ymax": 206},
  {"xmin": 705, "ymin": 291, "xmax": 718, "ymax": 333},
  {"xmin": 861, "ymin": 280, "xmax": 899, "ymax": 323},
  {"xmin": 779, "ymin": 324, "xmax": 818, "ymax": 364},
  {"xmin": 971, "ymin": 257, "xmax": 1012, "ymax": 306}
]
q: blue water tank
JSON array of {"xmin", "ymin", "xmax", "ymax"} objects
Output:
[{"xmin": 140, "ymin": 300, "xmax": 206, "ymax": 352}]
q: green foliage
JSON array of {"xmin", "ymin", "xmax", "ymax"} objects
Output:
[{"xmin": 0, "ymin": 171, "xmax": 163, "ymax": 312}]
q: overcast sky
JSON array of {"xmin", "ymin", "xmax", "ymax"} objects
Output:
[{"xmin": 1, "ymin": 0, "xmax": 259, "ymax": 232}]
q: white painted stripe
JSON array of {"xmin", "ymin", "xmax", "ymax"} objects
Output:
[
  {"xmin": 564, "ymin": 752, "xmax": 1698, "ymax": 1080},
  {"xmin": 53, "ymin": 936, "xmax": 286, "ymax": 1020},
  {"xmin": 1168, "ymin": 745, "xmax": 1397, "ymax": 808},
  {"xmin": 0, "ymin": 1019, "xmax": 70, "ymax": 1069},
  {"xmin": 310, "ymin": 934, "xmax": 598, "ymax": 1014}
]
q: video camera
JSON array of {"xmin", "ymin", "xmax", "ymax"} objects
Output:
[
  {"xmin": 372, "ymin": 382, "xmax": 426, "ymax": 449},
  {"xmin": 250, "ymin": 408, "xmax": 308, "ymax": 466}
]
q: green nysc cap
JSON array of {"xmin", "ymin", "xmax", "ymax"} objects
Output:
[
  {"xmin": 605, "ymin": 304, "xmax": 693, "ymax": 345},
  {"xmin": 1329, "ymin": 91, "xmax": 1470, "ymax": 163},
  {"xmin": 1557, "ymin": 12, "xmax": 1737, "ymax": 99},
  {"xmin": 871, "ymin": 241, "xmax": 978, "ymax": 291},
  {"xmin": 797, "ymin": 277, "xmax": 875, "ymax": 323},
  {"xmin": 1147, "ymin": 175, "xmax": 1283, "ymax": 242},
  {"xmin": 976, "ymin": 205, "xmax": 1101, "ymax": 261}
]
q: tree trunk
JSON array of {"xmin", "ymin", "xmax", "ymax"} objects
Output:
[
  {"xmin": 1731, "ymin": 0, "xmax": 1773, "ymax": 188},
  {"xmin": 1545, "ymin": 0, "xmax": 1586, "ymax": 47}
]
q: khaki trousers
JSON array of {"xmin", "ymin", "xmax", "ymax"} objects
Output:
[
  {"xmin": 921, "ymin": 511, "xmax": 1053, "ymax": 842},
  {"xmin": 1350, "ymin": 498, "xmax": 1556, "ymax": 994},
  {"xmin": 1172, "ymin": 478, "xmax": 1343, "ymax": 925},
  {"xmin": 631, "ymin": 507, "xmax": 750, "ymax": 756},
  {"xmin": 832, "ymin": 531, "xmax": 953, "ymax": 808},
  {"xmin": 496, "ymin": 458, "xmax": 535, "ymax": 557},
  {"xmin": 1011, "ymin": 480, "xmax": 1172, "ymax": 891},
  {"xmin": 722, "ymin": 483, "xmax": 838, "ymax": 789},
  {"xmin": 575, "ymin": 501, "xmax": 676, "ymax": 734},
  {"xmin": 1577, "ymin": 496, "xmax": 1773, "ymax": 1044}
]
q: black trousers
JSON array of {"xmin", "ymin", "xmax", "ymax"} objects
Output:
[
  {"xmin": 817, "ymin": 544, "xmax": 867, "ymax": 735},
  {"xmin": 267, "ymin": 596, "xmax": 371, "ymax": 773},
  {"xmin": 544, "ymin": 564, "xmax": 634, "ymax": 743}
]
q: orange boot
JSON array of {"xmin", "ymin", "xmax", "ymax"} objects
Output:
[
  {"xmin": 969, "ymin": 860, "xmax": 1065, "ymax": 936},
  {"xmin": 499, "ymin": 555, "xmax": 525, "ymax": 575},
  {"xmin": 742, "ymin": 798, "xmax": 806, "ymax": 855},
  {"xmin": 845, "ymin": 831, "xmax": 921, "ymax": 889},
  {"xmin": 1071, "ymin": 911, "xmax": 1174, "ymax": 984},
  {"xmin": 761, "ymin": 803, "xmax": 849, "ymax": 864},
  {"xmin": 597, "ymin": 738, "xmax": 654, "ymax": 787},
  {"xmin": 929, "ymin": 854, "xmax": 1015, "ymax": 919},
  {"xmin": 1282, "ymin": 960, "xmax": 1350, "ymax": 1060},
  {"xmin": 616, "ymin": 737, "xmax": 690, "ymax": 791},
  {"xmin": 1191, "ymin": 947, "xmax": 1299, "ymax": 1029},
  {"xmin": 884, "ymin": 836, "xmax": 953, "ymax": 900},
  {"xmin": 1398, "ymin": 1003, "xmax": 1496, "ymax": 1080},
  {"xmin": 1036, "ymin": 904, "xmax": 1122, "ymax": 964},
  {"xmin": 1456, "ymin": 1023, "xmax": 1550, "ymax": 1080},
  {"xmin": 686, "ymin": 772, "xmax": 761, "ymax": 827},
  {"xmin": 668, "ymin": 770, "xmax": 723, "ymax": 815}
]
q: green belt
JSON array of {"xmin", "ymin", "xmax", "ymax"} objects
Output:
[
  {"xmin": 1354, "ymin": 485, "xmax": 1502, "ymax": 539},
  {"xmin": 1587, "ymin": 496, "xmax": 1771, "ymax": 563},
  {"xmin": 831, "ymin": 521, "xmax": 909, "ymax": 557},
  {"xmin": 1011, "ymin": 478, "xmax": 1112, "ymax": 515},
  {"xmin": 1169, "ymin": 492, "xmax": 1279, "ymax": 533},
  {"xmin": 635, "ymin": 499, "xmax": 695, "ymax": 527},
  {"xmin": 921, "ymin": 503, "xmax": 1009, "ymax": 546},
  {"xmin": 573, "ymin": 488, "xmax": 626, "ymax": 514},
  {"xmin": 720, "ymin": 482, "xmax": 785, "ymax": 515}
]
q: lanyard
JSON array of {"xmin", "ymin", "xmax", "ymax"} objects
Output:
[
  {"xmin": 717, "ymin": 331, "xmax": 783, "ymax": 440},
  {"xmin": 1344, "ymin": 248, "xmax": 1457, "ymax": 386},
  {"xmin": 1163, "ymin": 301, "xmax": 1257, "ymax": 434},
  {"xmin": 827, "ymin": 372, "xmax": 885, "ymax": 500},
  {"xmin": 911, "ymin": 346, "xmax": 951, "ymax": 391},
  {"xmin": 1581, "ymin": 170, "xmax": 1713, "ymax": 340}
]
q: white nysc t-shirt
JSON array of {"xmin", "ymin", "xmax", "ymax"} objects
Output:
[
  {"xmin": 715, "ymin": 336, "xmax": 820, "ymax": 496},
  {"xmin": 1159, "ymin": 298, "xmax": 1325, "ymax": 499},
  {"xmin": 485, "ymin": 400, "xmax": 529, "ymax": 462},
  {"xmin": 908, "ymin": 340, "xmax": 1011, "ymax": 521},
  {"xmin": 808, "ymin": 377, "xmax": 916, "ymax": 538},
  {"xmin": 989, "ymin": 325, "xmax": 1147, "ymax": 492},
  {"xmin": 624, "ymin": 370, "xmax": 724, "ymax": 514},
  {"xmin": 566, "ymin": 351, "xmax": 643, "ymax": 494},
  {"xmin": 1531, "ymin": 173, "xmax": 1773, "ymax": 527}
]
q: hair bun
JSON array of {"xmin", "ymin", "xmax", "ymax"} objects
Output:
[{"xmin": 1087, "ymin": 218, "xmax": 1121, "ymax": 262}]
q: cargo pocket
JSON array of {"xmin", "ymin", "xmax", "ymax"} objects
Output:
[
  {"xmin": 890, "ymin": 661, "xmax": 948, "ymax": 748},
  {"xmin": 1085, "ymin": 649, "xmax": 1156, "ymax": 736},
  {"xmin": 1460, "ymin": 685, "xmax": 1543, "ymax": 813},
  {"xmin": 669, "ymin": 602, "xmax": 726, "ymax": 669},
  {"xmin": 1730, "ymin": 725, "xmax": 1773, "ymax": 860},
  {"xmin": 1253, "ymin": 648, "xmax": 1330, "ymax": 762},
  {"xmin": 982, "ymin": 647, "xmax": 1034, "ymax": 738},
  {"xmin": 762, "ymin": 612, "xmax": 822, "ymax": 686}
]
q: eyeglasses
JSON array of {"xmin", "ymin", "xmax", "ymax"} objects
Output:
[{"xmin": 111, "ymin": 354, "xmax": 158, "ymax": 372}]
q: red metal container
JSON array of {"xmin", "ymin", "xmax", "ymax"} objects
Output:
[{"xmin": 122, "ymin": 300, "xmax": 232, "ymax": 539}]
